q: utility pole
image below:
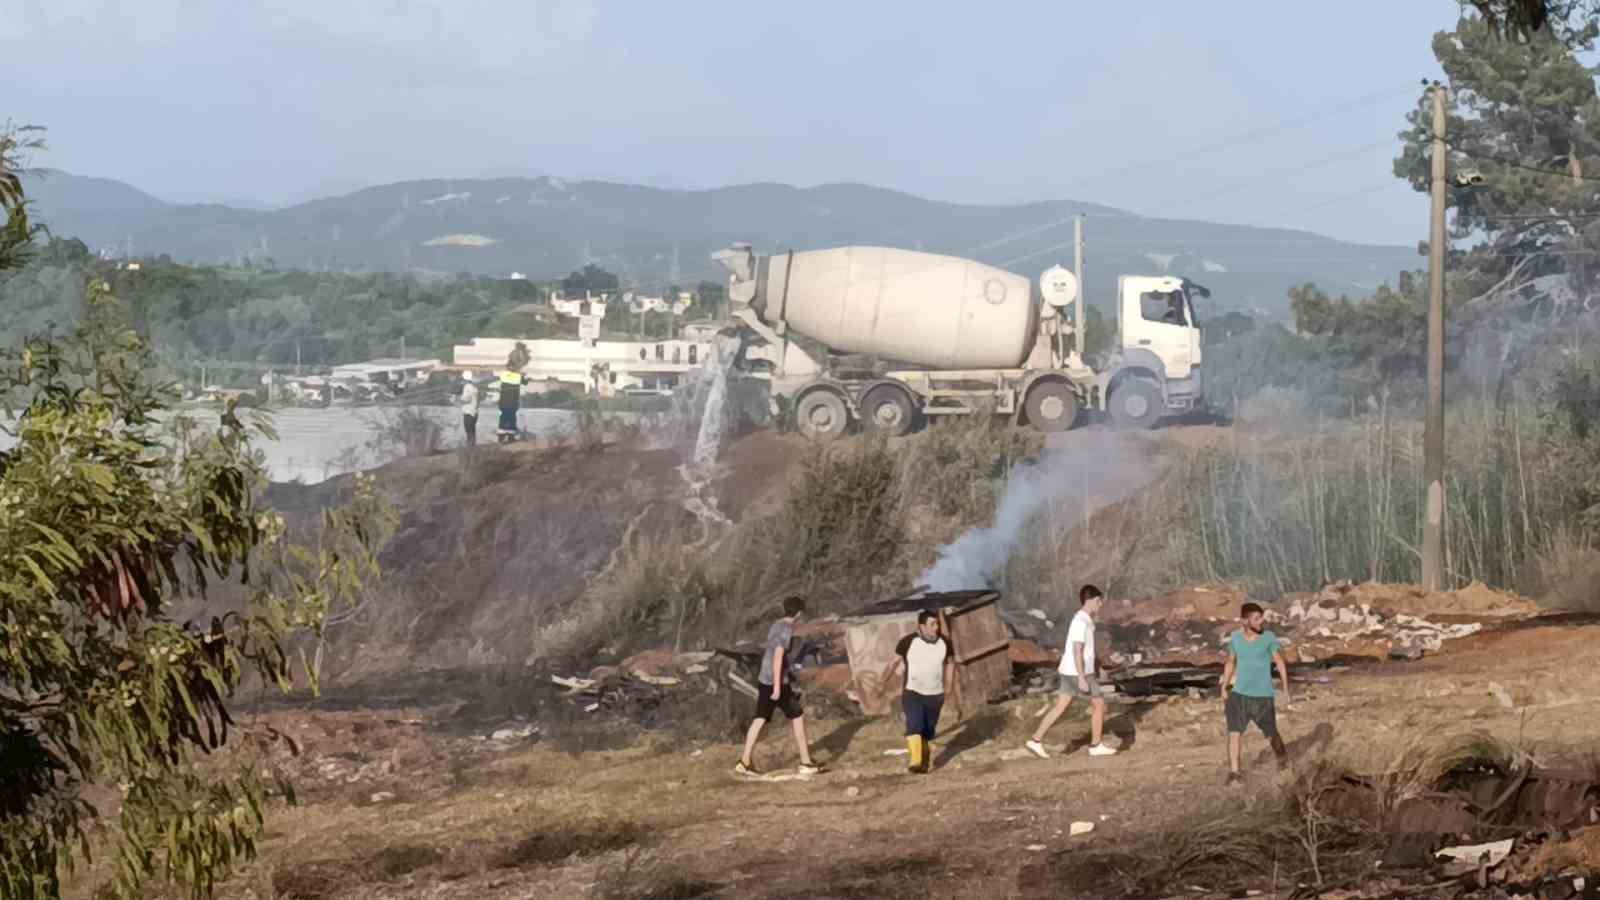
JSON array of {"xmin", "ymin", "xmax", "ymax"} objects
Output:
[
  {"xmin": 1422, "ymin": 82, "xmax": 1448, "ymax": 591},
  {"xmin": 1074, "ymin": 215, "xmax": 1086, "ymax": 358},
  {"xmin": 400, "ymin": 335, "xmax": 407, "ymax": 361}
]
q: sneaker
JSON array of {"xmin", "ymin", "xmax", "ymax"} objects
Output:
[
  {"xmin": 1087, "ymin": 743, "xmax": 1118, "ymax": 757},
  {"xmin": 1024, "ymin": 739, "xmax": 1050, "ymax": 760},
  {"xmin": 797, "ymin": 762, "xmax": 824, "ymax": 776},
  {"xmin": 1226, "ymin": 771, "xmax": 1243, "ymax": 786},
  {"xmin": 734, "ymin": 760, "xmax": 762, "ymax": 777}
]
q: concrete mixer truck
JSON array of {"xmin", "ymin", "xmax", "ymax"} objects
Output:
[{"xmin": 710, "ymin": 242, "xmax": 1209, "ymax": 438}]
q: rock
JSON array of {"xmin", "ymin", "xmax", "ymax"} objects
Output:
[
  {"xmin": 1069, "ymin": 821, "xmax": 1094, "ymax": 836},
  {"xmin": 1027, "ymin": 609, "xmax": 1048, "ymax": 621},
  {"xmin": 845, "ymin": 786, "xmax": 861, "ymax": 798},
  {"xmin": 621, "ymin": 648, "xmax": 677, "ymax": 677},
  {"xmin": 369, "ymin": 791, "xmax": 395, "ymax": 803},
  {"xmin": 489, "ymin": 724, "xmax": 538, "ymax": 741},
  {"xmin": 1487, "ymin": 681, "xmax": 1516, "ymax": 709},
  {"xmin": 1025, "ymin": 844, "xmax": 1047, "ymax": 852}
]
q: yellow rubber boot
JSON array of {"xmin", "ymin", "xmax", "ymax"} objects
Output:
[{"xmin": 906, "ymin": 736, "xmax": 923, "ymax": 772}]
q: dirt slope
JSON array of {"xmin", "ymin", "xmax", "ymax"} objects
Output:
[{"xmin": 262, "ymin": 433, "xmax": 808, "ymax": 679}]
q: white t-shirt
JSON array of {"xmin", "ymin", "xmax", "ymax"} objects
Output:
[
  {"xmin": 461, "ymin": 381, "xmax": 480, "ymax": 415},
  {"xmin": 1057, "ymin": 609, "xmax": 1096, "ymax": 676},
  {"xmin": 896, "ymin": 633, "xmax": 950, "ymax": 696}
]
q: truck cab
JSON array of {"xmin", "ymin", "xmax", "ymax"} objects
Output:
[{"xmin": 1093, "ymin": 275, "xmax": 1208, "ymax": 428}]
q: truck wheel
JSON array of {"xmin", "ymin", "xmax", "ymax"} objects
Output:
[
  {"xmin": 1108, "ymin": 379, "xmax": 1163, "ymax": 430},
  {"xmin": 1024, "ymin": 381, "xmax": 1078, "ymax": 433},
  {"xmin": 796, "ymin": 390, "xmax": 850, "ymax": 439},
  {"xmin": 861, "ymin": 385, "xmax": 917, "ymax": 437}
]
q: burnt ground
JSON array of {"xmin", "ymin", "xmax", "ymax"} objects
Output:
[
  {"xmin": 62, "ymin": 614, "xmax": 1600, "ymax": 900},
  {"xmin": 108, "ymin": 423, "xmax": 1600, "ymax": 899},
  {"xmin": 239, "ymin": 430, "xmax": 811, "ymax": 679}
]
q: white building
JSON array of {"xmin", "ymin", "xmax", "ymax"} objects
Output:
[
  {"xmin": 452, "ymin": 337, "xmax": 714, "ymax": 397},
  {"xmin": 624, "ymin": 291, "xmax": 693, "ymax": 316},
  {"xmin": 551, "ymin": 292, "xmax": 608, "ymax": 320},
  {"xmin": 328, "ymin": 358, "xmax": 443, "ymax": 386}
]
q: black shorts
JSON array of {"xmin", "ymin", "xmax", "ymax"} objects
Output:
[
  {"xmin": 1225, "ymin": 692, "xmax": 1278, "ymax": 738},
  {"xmin": 754, "ymin": 681, "xmax": 804, "ymax": 721},
  {"xmin": 902, "ymin": 691, "xmax": 944, "ymax": 740}
]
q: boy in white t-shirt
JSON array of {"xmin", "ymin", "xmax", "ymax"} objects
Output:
[{"xmin": 1025, "ymin": 585, "xmax": 1117, "ymax": 759}]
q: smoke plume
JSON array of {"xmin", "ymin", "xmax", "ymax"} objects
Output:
[{"xmin": 919, "ymin": 430, "xmax": 1158, "ymax": 592}]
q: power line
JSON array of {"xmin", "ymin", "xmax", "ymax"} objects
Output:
[
  {"xmin": 964, "ymin": 82, "xmax": 1419, "ymax": 255},
  {"xmin": 1160, "ymin": 138, "xmax": 1403, "ymax": 213},
  {"xmin": 1416, "ymin": 126, "xmax": 1600, "ymax": 184}
]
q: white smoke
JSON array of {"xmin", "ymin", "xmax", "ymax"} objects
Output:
[{"xmin": 919, "ymin": 430, "xmax": 1159, "ymax": 592}]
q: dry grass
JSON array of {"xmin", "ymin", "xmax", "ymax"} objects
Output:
[
  {"xmin": 489, "ymin": 821, "xmax": 649, "ymax": 869},
  {"xmin": 588, "ymin": 847, "xmax": 721, "ymax": 900},
  {"xmin": 531, "ymin": 414, "xmax": 1046, "ymax": 665},
  {"xmin": 1154, "ymin": 395, "xmax": 1600, "ymax": 598}
]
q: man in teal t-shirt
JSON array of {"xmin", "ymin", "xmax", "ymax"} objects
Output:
[{"xmin": 1221, "ymin": 602, "xmax": 1291, "ymax": 785}]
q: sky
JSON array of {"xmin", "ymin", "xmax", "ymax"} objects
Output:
[{"xmin": 1, "ymin": 1, "xmax": 1470, "ymax": 245}]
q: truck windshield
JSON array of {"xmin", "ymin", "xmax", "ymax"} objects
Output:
[
  {"xmin": 1140, "ymin": 290, "xmax": 1188, "ymax": 326},
  {"xmin": 1183, "ymin": 289, "xmax": 1201, "ymax": 326}
]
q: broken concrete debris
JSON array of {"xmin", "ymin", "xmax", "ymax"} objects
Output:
[{"xmin": 1082, "ymin": 580, "xmax": 1538, "ymax": 670}]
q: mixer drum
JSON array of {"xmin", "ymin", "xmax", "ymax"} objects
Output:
[{"xmin": 748, "ymin": 246, "xmax": 1039, "ymax": 370}]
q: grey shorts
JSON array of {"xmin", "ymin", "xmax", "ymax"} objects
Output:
[
  {"xmin": 1225, "ymin": 692, "xmax": 1278, "ymax": 737},
  {"xmin": 1057, "ymin": 673, "xmax": 1104, "ymax": 699}
]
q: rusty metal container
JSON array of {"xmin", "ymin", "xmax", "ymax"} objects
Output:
[{"xmin": 840, "ymin": 589, "xmax": 1013, "ymax": 716}]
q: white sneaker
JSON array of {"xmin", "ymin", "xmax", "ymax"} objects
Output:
[
  {"xmin": 1024, "ymin": 739, "xmax": 1050, "ymax": 759},
  {"xmin": 1087, "ymin": 743, "xmax": 1118, "ymax": 757}
]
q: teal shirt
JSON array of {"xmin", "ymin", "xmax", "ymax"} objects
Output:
[{"xmin": 1228, "ymin": 629, "xmax": 1282, "ymax": 698}]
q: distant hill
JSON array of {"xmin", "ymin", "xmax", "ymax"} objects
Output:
[{"xmin": 21, "ymin": 171, "xmax": 1419, "ymax": 316}]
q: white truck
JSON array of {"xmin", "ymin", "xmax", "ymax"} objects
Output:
[{"xmin": 710, "ymin": 242, "xmax": 1209, "ymax": 437}]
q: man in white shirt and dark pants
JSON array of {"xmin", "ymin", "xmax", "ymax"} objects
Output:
[
  {"xmin": 1025, "ymin": 584, "xmax": 1117, "ymax": 759},
  {"xmin": 878, "ymin": 610, "xmax": 961, "ymax": 774}
]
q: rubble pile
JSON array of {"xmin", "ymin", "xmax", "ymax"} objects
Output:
[
  {"xmin": 1091, "ymin": 580, "xmax": 1539, "ymax": 667},
  {"xmin": 552, "ymin": 650, "xmax": 722, "ymax": 716},
  {"xmin": 546, "ymin": 622, "xmax": 857, "ymax": 721}
]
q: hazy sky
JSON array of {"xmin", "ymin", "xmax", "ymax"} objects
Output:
[{"xmin": 3, "ymin": 1, "xmax": 1468, "ymax": 244}]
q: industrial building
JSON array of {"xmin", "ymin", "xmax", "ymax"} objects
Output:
[{"xmin": 452, "ymin": 336, "xmax": 715, "ymax": 397}]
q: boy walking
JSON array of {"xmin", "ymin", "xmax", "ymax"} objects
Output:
[
  {"xmin": 736, "ymin": 596, "xmax": 822, "ymax": 777},
  {"xmin": 1026, "ymin": 585, "xmax": 1117, "ymax": 759},
  {"xmin": 878, "ymin": 610, "xmax": 961, "ymax": 774},
  {"xmin": 1221, "ymin": 602, "xmax": 1291, "ymax": 784}
]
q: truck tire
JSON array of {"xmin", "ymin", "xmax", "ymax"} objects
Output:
[
  {"xmin": 1024, "ymin": 381, "xmax": 1078, "ymax": 433},
  {"xmin": 1108, "ymin": 379, "xmax": 1163, "ymax": 430},
  {"xmin": 796, "ymin": 389, "xmax": 850, "ymax": 439},
  {"xmin": 860, "ymin": 384, "xmax": 917, "ymax": 437}
]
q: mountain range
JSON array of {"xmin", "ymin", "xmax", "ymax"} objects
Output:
[{"xmin": 20, "ymin": 170, "xmax": 1420, "ymax": 317}]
